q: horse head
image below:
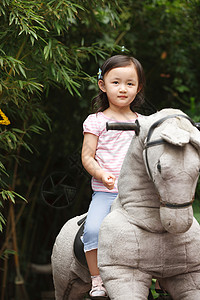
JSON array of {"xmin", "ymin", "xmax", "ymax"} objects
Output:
[{"xmin": 143, "ymin": 111, "xmax": 200, "ymax": 234}]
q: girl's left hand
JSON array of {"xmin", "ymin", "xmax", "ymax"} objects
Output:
[{"xmin": 102, "ymin": 173, "xmax": 116, "ymax": 190}]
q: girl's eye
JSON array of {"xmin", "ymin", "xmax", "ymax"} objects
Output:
[
  {"xmin": 113, "ymin": 81, "xmax": 118, "ymax": 84},
  {"xmin": 127, "ymin": 83, "xmax": 133, "ymax": 86}
]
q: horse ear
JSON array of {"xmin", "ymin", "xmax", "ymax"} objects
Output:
[
  {"xmin": 160, "ymin": 122, "xmax": 190, "ymax": 146},
  {"xmin": 190, "ymin": 127, "xmax": 200, "ymax": 153}
]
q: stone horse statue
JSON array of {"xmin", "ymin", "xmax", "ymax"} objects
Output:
[{"xmin": 51, "ymin": 108, "xmax": 200, "ymax": 300}]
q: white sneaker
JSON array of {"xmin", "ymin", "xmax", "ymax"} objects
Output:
[{"xmin": 89, "ymin": 275, "xmax": 108, "ymax": 299}]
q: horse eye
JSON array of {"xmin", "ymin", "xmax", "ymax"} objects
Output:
[{"xmin": 157, "ymin": 161, "xmax": 161, "ymax": 173}]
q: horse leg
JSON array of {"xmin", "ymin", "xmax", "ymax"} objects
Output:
[
  {"xmin": 100, "ymin": 265, "xmax": 152, "ymax": 300},
  {"xmin": 159, "ymin": 271, "xmax": 200, "ymax": 300},
  {"xmin": 63, "ymin": 276, "xmax": 91, "ymax": 300}
]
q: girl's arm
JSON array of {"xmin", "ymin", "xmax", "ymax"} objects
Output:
[{"xmin": 81, "ymin": 133, "xmax": 115, "ymax": 190}]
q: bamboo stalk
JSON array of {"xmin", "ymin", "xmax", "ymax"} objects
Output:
[
  {"xmin": 0, "ymin": 178, "xmax": 35, "ymax": 258},
  {"xmin": 0, "ymin": 175, "xmax": 35, "ymax": 299},
  {"xmin": 9, "ymin": 203, "xmax": 20, "ymax": 277},
  {"xmin": 16, "ymin": 177, "xmax": 36, "ymax": 224},
  {"xmin": 0, "ymin": 209, "xmax": 11, "ymax": 300},
  {"xmin": 1, "ymin": 254, "xmax": 8, "ymax": 300},
  {"xmin": 6, "ymin": 38, "xmax": 27, "ymax": 79},
  {"xmin": 0, "ymin": 37, "xmax": 28, "ymax": 101},
  {"xmin": 21, "ymin": 156, "xmax": 51, "ymax": 257},
  {"xmin": 10, "ymin": 201, "xmax": 29, "ymax": 300}
]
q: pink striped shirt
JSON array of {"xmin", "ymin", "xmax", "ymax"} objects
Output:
[{"xmin": 83, "ymin": 112, "xmax": 143, "ymax": 193}]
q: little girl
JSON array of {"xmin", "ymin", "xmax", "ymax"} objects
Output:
[{"xmin": 81, "ymin": 54, "xmax": 145, "ymax": 298}]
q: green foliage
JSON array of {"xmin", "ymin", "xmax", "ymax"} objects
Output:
[
  {"xmin": 115, "ymin": 0, "xmax": 200, "ymax": 111},
  {"xmin": 0, "ymin": 2, "xmax": 123, "ymax": 296},
  {"xmin": 0, "ymin": 0, "xmax": 122, "ymax": 232}
]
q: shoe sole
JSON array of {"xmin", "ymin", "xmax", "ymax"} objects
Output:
[
  {"xmin": 90, "ymin": 296, "xmax": 108, "ymax": 300},
  {"xmin": 90, "ymin": 297, "xmax": 108, "ymax": 299}
]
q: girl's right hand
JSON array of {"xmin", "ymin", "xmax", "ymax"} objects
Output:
[{"xmin": 102, "ymin": 173, "xmax": 116, "ymax": 190}]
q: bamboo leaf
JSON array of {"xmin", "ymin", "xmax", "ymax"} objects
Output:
[
  {"xmin": 12, "ymin": 191, "xmax": 27, "ymax": 202},
  {"xmin": 18, "ymin": 64, "xmax": 27, "ymax": 78},
  {"xmin": 7, "ymin": 191, "xmax": 15, "ymax": 203}
]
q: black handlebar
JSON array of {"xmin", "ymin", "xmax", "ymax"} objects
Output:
[
  {"xmin": 106, "ymin": 119, "xmax": 140, "ymax": 135},
  {"xmin": 106, "ymin": 120, "xmax": 200, "ymax": 135}
]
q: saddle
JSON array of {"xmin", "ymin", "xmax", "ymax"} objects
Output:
[{"xmin": 73, "ymin": 215, "xmax": 88, "ymax": 267}]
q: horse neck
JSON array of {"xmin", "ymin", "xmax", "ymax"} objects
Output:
[
  {"xmin": 118, "ymin": 135, "xmax": 159, "ymax": 208},
  {"xmin": 117, "ymin": 135, "xmax": 165, "ymax": 233}
]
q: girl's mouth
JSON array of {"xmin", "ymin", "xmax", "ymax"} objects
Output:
[{"xmin": 118, "ymin": 95, "xmax": 127, "ymax": 98}]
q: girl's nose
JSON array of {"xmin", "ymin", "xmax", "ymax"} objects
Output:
[{"xmin": 119, "ymin": 84, "xmax": 127, "ymax": 92}]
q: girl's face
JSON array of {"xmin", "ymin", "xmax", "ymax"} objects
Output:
[{"xmin": 98, "ymin": 63, "xmax": 140, "ymax": 110}]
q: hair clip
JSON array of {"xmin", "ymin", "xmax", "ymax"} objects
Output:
[{"xmin": 97, "ymin": 68, "xmax": 103, "ymax": 80}]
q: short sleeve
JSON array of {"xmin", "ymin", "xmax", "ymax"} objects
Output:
[{"xmin": 83, "ymin": 114, "xmax": 100, "ymax": 136}]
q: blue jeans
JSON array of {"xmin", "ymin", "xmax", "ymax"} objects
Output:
[{"xmin": 83, "ymin": 191, "xmax": 118, "ymax": 252}]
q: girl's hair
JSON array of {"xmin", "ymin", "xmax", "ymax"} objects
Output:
[{"xmin": 92, "ymin": 55, "xmax": 145, "ymax": 113}]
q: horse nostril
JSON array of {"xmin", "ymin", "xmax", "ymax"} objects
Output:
[{"xmin": 157, "ymin": 161, "xmax": 161, "ymax": 173}]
